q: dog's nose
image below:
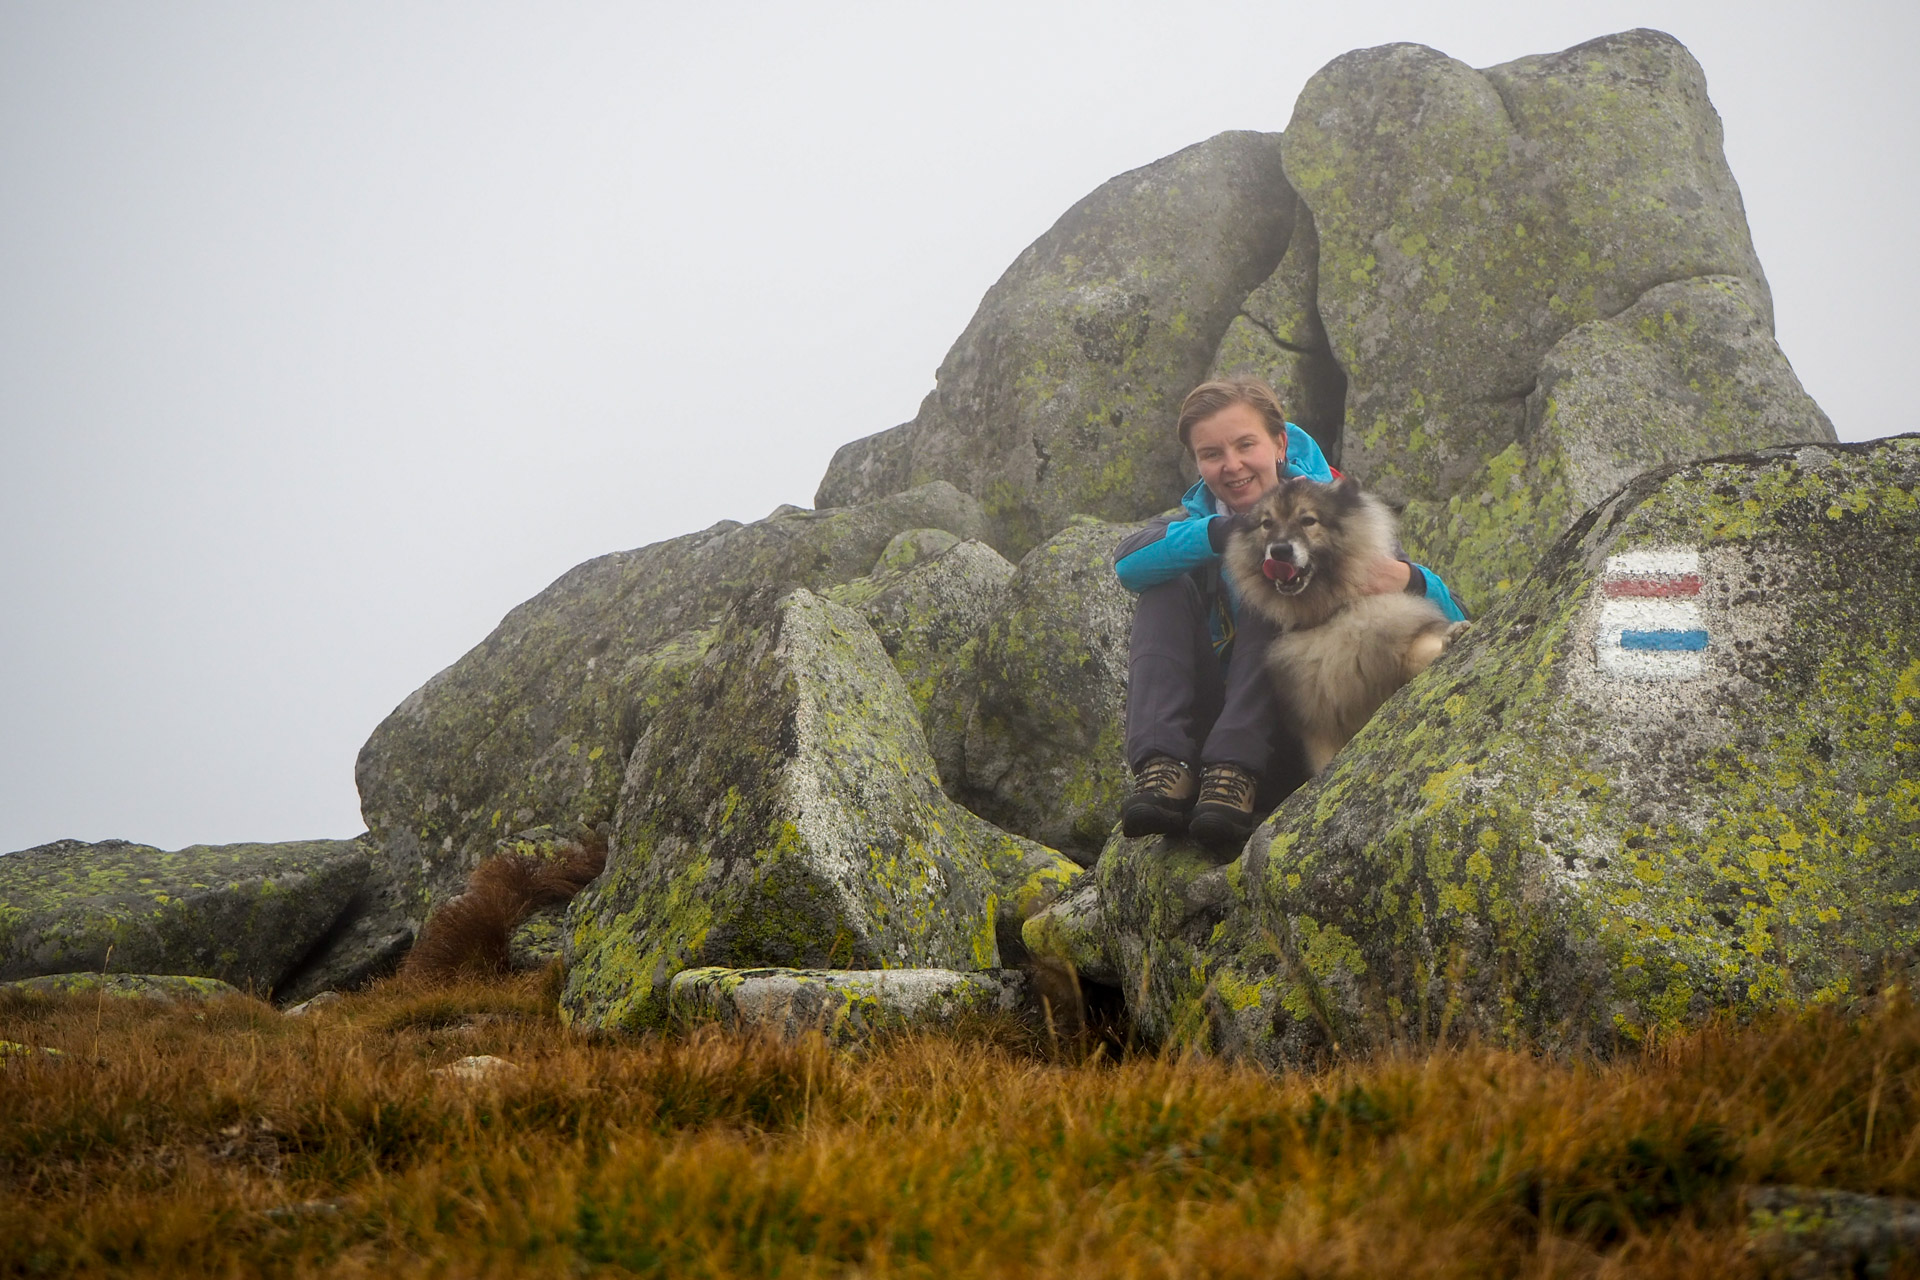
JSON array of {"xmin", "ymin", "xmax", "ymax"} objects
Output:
[{"xmin": 1267, "ymin": 542, "xmax": 1296, "ymax": 563}]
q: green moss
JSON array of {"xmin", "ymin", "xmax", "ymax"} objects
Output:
[
  {"xmin": 0, "ymin": 839, "xmax": 371, "ymax": 996},
  {"xmin": 1400, "ymin": 443, "xmax": 1573, "ymax": 615},
  {"xmin": 561, "ymin": 591, "xmax": 1051, "ymax": 1033},
  {"xmin": 0, "ymin": 973, "xmax": 250, "ymax": 1003}
]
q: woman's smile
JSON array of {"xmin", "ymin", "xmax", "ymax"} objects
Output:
[{"xmin": 1187, "ymin": 402, "xmax": 1285, "ymax": 514}]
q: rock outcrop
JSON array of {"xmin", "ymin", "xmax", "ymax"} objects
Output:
[
  {"xmin": 311, "ymin": 29, "xmax": 1856, "ymax": 1052},
  {"xmin": 357, "ymin": 483, "xmax": 991, "ymax": 914},
  {"xmin": 1281, "ymin": 29, "xmax": 1833, "ymax": 608},
  {"xmin": 957, "ymin": 519, "xmax": 1140, "ymax": 861},
  {"xmin": 0, "ymin": 972, "xmax": 251, "ymax": 1004},
  {"xmin": 0, "ymin": 838, "xmax": 370, "ymax": 997},
  {"xmin": 559, "ymin": 590, "xmax": 1079, "ymax": 1033},
  {"xmin": 815, "ymin": 131, "xmax": 1296, "ymax": 557},
  {"xmin": 1080, "ymin": 436, "xmax": 1919, "ymax": 1064}
]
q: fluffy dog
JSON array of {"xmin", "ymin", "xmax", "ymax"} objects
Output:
[{"xmin": 1222, "ymin": 476, "xmax": 1466, "ymax": 773}]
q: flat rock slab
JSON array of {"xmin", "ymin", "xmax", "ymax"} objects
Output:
[
  {"xmin": 669, "ymin": 966, "xmax": 1029, "ymax": 1042},
  {"xmin": 1, "ymin": 973, "xmax": 250, "ymax": 1003},
  {"xmin": 0, "ymin": 838, "xmax": 370, "ymax": 996}
]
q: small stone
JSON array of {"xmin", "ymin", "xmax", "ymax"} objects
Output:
[
  {"xmin": 282, "ymin": 991, "xmax": 343, "ymax": 1018},
  {"xmin": 430, "ymin": 1055, "xmax": 521, "ymax": 1085}
]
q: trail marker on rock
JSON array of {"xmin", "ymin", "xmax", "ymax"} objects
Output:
[{"xmin": 1596, "ymin": 549, "xmax": 1708, "ymax": 680}]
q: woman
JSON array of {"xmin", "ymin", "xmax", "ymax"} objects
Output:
[{"xmin": 1111, "ymin": 377, "xmax": 1466, "ymax": 850}]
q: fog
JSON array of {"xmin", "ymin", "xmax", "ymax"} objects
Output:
[{"xmin": 3, "ymin": 1, "xmax": 1912, "ymax": 853}]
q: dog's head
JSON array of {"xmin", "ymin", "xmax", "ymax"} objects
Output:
[{"xmin": 1223, "ymin": 475, "xmax": 1366, "ymax": 599}]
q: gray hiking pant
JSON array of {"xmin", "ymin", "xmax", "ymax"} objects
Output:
[{"xmin": 1125, "ymin": 575, "xmax": 1305, "ymax": 803}]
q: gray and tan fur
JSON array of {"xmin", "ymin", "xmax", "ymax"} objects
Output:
[{"xmin": 1222, "ymin": 476, "xmax": 1466, "ymax": 773}]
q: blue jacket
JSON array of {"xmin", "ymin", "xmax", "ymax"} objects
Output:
[{"xmin": 1112, "ymin": 424, "xmax": 1466, "ymax": 656}]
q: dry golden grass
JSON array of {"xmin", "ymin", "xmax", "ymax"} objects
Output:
[{"xmin": 7, "ymin": 970, "xmax": 1920, "ymax": 1278}]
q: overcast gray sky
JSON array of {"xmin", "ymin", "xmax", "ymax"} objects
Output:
[{"xmin": 2, "ymin": 1, "xmax": 1912, "ymax": 854}]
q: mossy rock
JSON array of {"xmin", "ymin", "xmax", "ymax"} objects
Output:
[
  {"xmin": 815, "ymin": 131, "xmax": 1295, "ymax": 558},
  {"xmin": 0, "ymin": 972, "xmax": 251, "ymax": 1004},
  {"xmin": 1095, "ymin": 436, "xmax": 1920, "ymax": 1063},
  {"xmin": 1399, "ymin": 274, "xmax": 1834, "ymax": 612},
  {"xmin": 959, "ymin": 519, "xmax": 1140, "ymax": 861},
  {"xmin": 356, "ymin": 483, "xmax": 989, "ymax": 914},
  {"xmin": 826, "ymin": 535, "xmax": 1016, "ymax": 791},
  {"xmin": 508, "ymin": 906, "xmax": 566, "ymax": 972},
  {"xmin": 270, "ymin": 851, "xmax": 416, "ymax": 1007},
  {"xmin": 668, "ymin": 966, "xmax": 1030, "ymax": 1043},
  {"xmin": 1020, "ymin": 878, "xmax": 1119, "ymax": 987},
  {"xmin": 559, "ymin": 589, "xmax": 1080, "ymax": 1033},
  {"xmin": 1206, "ymin": 205, "xmax": 1346, "ymax": 464},
  {"xmin": 1285, "ymin": 30, "xmax": 1832, "ymax": 609},
  {"xmin": 0, "ymin": 837, "xmax": 370, "ymax": 997}
]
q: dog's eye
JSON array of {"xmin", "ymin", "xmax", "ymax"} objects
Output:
[
  {"xmin": 1259, "ymin": 518, "xmax": 1273, "ymax": 530},
  {"xmin": 1299, "ymin": 516, "xmax": 1319, "ymax": 527}
]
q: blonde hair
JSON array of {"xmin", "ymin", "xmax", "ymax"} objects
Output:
[{"xmin": 1175, "ymin": 377, "xmax": 1289, "ymax": 453}]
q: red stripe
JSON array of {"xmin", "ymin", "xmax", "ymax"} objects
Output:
[{"xmin": 1603, "ymin": 575, "xmax": 1701, "ymax": 598}]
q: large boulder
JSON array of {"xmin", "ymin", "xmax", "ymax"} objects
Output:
[
  {"xmin": 815, "ymin": 131, "xmax": 1296, "ymax": 558},
  {"xmin": 0, "ymin": 838, "xmax": 370, "ymax": 997},
  {"xmin": 958, "ymin": 518, "xmax": 1139, "ymax": 862},
  {"xmin": 1400, "ymin": 275, "xmax": 1834, "ymax": 605},
  {"xmin": 356, "ymin": 483, "xmax": 989, "ymax": 915},
  {"xmin": 1091, "ymin": 435, "xmax": 1920, "ymax": 1064},
  {"xmin": 0, "ymin": 973, "xmax": 252, "ymax": 1005},
  {"xmin": 826, "ymin": 532, "xmax": 1017, "ymax": 790},
  {"xmin": 269, "ymin": 856, "xmax": 416, "ymax": 1006},
  {"xmin": 1206, "ymin": 206, "xmax": 1346, "ymax": 463},
  {"xmin": 1284, "ymin": 29, "xmax": 1833, "ymax": 610},
  {"xmin": 559, "ymin": 589, "xmax": 1080, "ymax": 1033}
]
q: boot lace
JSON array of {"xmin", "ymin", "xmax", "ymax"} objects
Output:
[
  {"xmin": 1133, "ymin": 756, "xmax": 1190, "ymax": 798},
  {"xmin": 1198, "ymin": 764, "xmax": 1256, "ymax": 811}
]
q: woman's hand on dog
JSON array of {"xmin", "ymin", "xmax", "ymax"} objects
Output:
[{"xmin": 1359, "ymin": 556, "xmax": 1414, "ymax": 595}]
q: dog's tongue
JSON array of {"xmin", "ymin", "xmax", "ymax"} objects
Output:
[{"xmin": 1262, "ymin": 558, "xmax": 1298, "ymax": 584}]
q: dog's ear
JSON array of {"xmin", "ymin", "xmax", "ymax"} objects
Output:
[{"xmin": 1222, "ymin": 509, "xmax": 1260, "ymax": 537}]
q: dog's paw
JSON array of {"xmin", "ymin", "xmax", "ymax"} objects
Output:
[{"xmin": 1445, "ymin": 620, "xmax": 1473, "ymax": 643}]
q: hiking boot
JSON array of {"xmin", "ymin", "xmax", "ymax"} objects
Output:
[
  {"xmin": 1188, "ymin": 762, "xmax": 1260, "ymax": 851},
  {"xmin": 1120, "ymin": 756, "xmax": 1197, "ymax": 837}
]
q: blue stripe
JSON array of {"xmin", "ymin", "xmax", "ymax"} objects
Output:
[{"xmin": 1619, "ymin": 629, "xmax": 1708, "ymax": 652}]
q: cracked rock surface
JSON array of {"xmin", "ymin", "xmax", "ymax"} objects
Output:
[{"xmin": 559, "ymin": 589, "xmax": 1079, "ymax": 1033}]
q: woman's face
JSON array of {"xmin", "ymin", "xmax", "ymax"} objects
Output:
[{"xmin": 1189, "ymin": 402, "xmax": 1284, "ymax": 514}]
